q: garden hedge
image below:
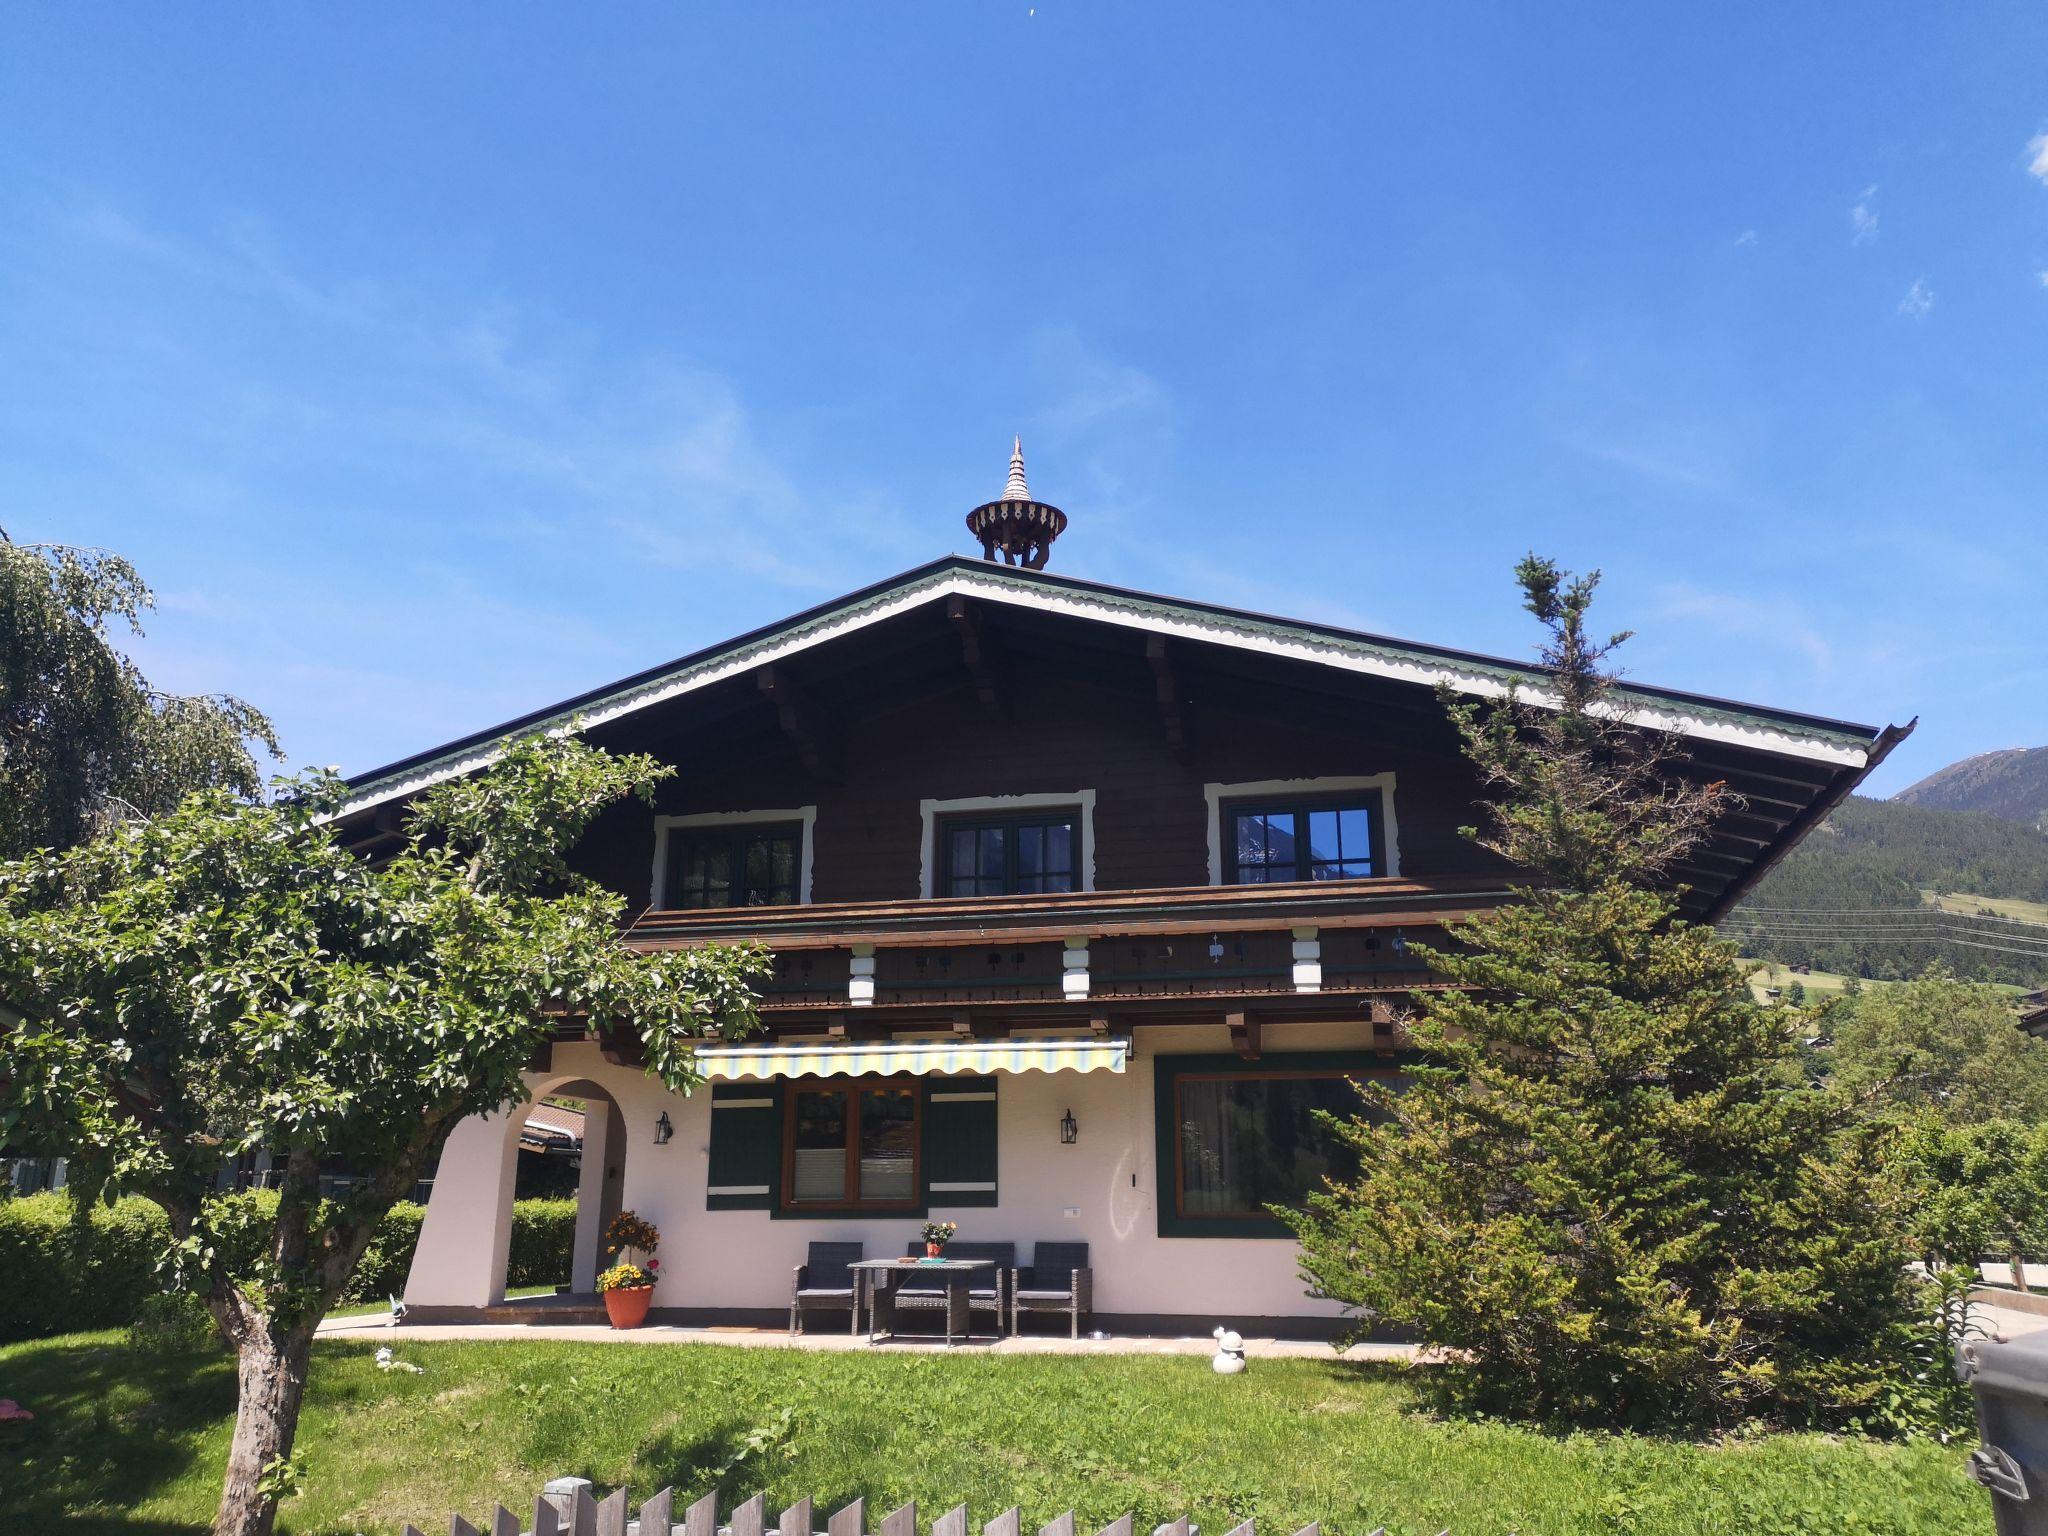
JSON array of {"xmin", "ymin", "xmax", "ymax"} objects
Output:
[{"xmin": 0, "ymin": 1191, "xmax": 577, "ymax": 1342}]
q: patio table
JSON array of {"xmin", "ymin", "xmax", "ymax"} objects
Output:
[{"xmin": 851, "ymin": 1257, "xmax": 998, "ymax": 1346}]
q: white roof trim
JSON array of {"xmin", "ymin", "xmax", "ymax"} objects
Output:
[{"xmin": 341, "ymin": 566, "xmax": 1869, "ymax": 817}]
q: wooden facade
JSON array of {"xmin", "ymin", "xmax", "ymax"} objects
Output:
[{"xmin": 337, "ymin": 555, "xmax": 1907, "ymax": 1046}]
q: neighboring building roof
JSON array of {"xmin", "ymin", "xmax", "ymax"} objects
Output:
[
  {"xmin": 519, "ymin": 1100, "xmax": 585, "ymax": 1150},
  {"xmin": 341, "ymin": 555, "xmax": 1899, "ymax": 817}
]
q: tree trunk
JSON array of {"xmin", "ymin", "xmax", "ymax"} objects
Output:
[
  {"xmin": 214, "ymin": 1316, "xmax": 317, "ymax": 1536},
  {"xmin": 2013, "ymin": 1250, "xmax": 2033, "ymax": 1296}
]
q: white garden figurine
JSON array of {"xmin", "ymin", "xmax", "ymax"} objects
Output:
[{"xmin": 1211, "ymin": 1326, "xmax": 1246, "ymax": 1374}]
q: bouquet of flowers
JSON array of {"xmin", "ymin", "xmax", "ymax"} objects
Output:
[{"xmin": 920, "ymin": 1220, "xmax": 958, "ymax": 1256}]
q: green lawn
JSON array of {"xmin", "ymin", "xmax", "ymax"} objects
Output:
[{"xmin": 0, "ymin": 1332, "xmax": 1987, "ymax": 1536}]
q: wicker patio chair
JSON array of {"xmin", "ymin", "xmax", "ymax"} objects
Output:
[
  {"xmin": 1012, "ymin": 1241, "xmax": 1093, "ymax": 1339},
  {"xmin": 789, "ymin": 1241, "xmax": 865, "ymax": 1336},
  {"xmin": 888, "ymin": 1240, "xmax": 1012, "ymax": 1338}
]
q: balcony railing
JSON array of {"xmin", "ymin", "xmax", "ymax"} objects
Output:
[{"xmin": 623, "ymin": 874, "xmax": 1513, "ymax": 951}]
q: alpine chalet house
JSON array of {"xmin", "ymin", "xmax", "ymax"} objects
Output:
[{"xmin": 342, "ymin": 443, "xmax": 1908, "ymax": 1336}]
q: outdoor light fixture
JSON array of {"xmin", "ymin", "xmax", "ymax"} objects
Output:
[
  {"xmin": 1060, "ymin": 1109, "xmax": 1078, "ymax": 1145},
  {"xmin": 653, "ymin": 1112, "xmax": 674, "ymax": 1146}
]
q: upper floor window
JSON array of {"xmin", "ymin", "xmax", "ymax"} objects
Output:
[
  {"xmin": 667, "ymin": 821, "xmax": 802, "ymax": 909},
  {"xmin": 1225, "ymin": 794, "xmax": 1382, "ymax": 885},
  {"xmin": 940, "ymin": 811, "xmax": 1078, "ymax": 897}
]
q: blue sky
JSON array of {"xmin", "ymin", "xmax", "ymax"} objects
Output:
[{"xmin": 3, "ymin": 5, "xmax": 2045, "ymax": 794}]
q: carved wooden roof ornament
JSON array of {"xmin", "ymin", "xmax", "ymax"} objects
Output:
[{"xmin": 966, "ymin": 436, "xmax": 1068, "ymax": 570}]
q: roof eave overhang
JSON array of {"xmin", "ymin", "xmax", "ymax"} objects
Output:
[{"xmin": 337, "ymin": 557, "xmax": 1893, "ymax": 819}]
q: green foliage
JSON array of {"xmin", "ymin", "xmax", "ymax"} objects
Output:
[
  {"xmin": 505, "ymin": 1196, "xmax": 576, "ymax": 1289},
  {"xmin": 0, "ymin": 731, "xmax": 766, "ymax": 1334},
  {"xmin": 1287, "ymin": 556, "xmax": 1925, "ymax": 1432},
  {"xmin": 1822, "ymin": 966, "xmax": 2048, "ymax": 1123},
  {"xmin": 1892, "ymin": 1118, "xmax": 2048, "ymax": 1271},
  {"xmin": 0, "ymin": 1192, "xmax": 575, "ymax": 1341},
  {"xmin": 1731, "ymin": 796, "xmax": 2048, "ymax": 985},
  {"xmin": 128, "ymin": 1290, "xmax": 219, "ymax": 1355},
  {"xmin": 0, "ymin": 531, "xmax": 280, "ymax": 859},
  {"xmin": 0, "ymin": 1192, "xmax": 169, "ymax": 1339}
]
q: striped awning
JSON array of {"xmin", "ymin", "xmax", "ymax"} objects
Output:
[{"xmin": 695, "ymin": 1035, "xmax": 1129, "ymax": 1081}]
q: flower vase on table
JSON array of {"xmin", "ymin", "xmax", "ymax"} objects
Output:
[{"xmin": 920, "ymin": 1220, "xmax": 957, "ymax": 1263}]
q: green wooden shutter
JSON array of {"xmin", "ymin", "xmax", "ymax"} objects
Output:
[
  {"xmin": 706, "ymin": 1083, "xmax": 781, "ymax": 1211},
  {"xmin": 922, "ymin": 1075, "xmax": 998, "ymax": 1208}
]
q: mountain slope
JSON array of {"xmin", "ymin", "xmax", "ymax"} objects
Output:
[
  {"xmin": 1895, "ymin": 746, "xmax": 2048, "ymax": 830},
  {"xmin": 1728, "ymin": 795, "xmax": 2048, "ymax": 986}
]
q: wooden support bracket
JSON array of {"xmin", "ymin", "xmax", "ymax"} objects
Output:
[
  {"xmin": 755, "ymin": 664, "xmax": 841, "ymax": 781},
  {"xmin": 1228, "ymin": 1011, "xmax": 1262, "ymax": 1060},
  {"xmin": 947, "ymin": 595, "xmax": 1007, "ymax": 718},
  {"xmin": 1145, "ymin": 635, "xmax": 1192, "ymax": 762}
]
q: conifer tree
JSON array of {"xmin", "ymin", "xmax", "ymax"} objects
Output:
[{"xmin": 1286, "ymin": 556, "xmax": 1923, "ymax": 1430}]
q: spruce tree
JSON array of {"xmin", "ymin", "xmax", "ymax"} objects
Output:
[{"xmin": 1287, "ymin": 556, "xmax": 1922, "ymax": 1430}]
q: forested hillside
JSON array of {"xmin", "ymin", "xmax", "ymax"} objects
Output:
[
  {"xmin": 1895, "ymin": 745, "xmax": 2048, "ymax": 830},
  {"xmin": 1726, "ymin": 795, "xmax": 2048, "ymax": 986}
]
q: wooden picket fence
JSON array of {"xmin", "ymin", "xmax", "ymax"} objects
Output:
[{"xmin": 408, "ymin": 1483, "xmax": 1440, "ymax": 1536}]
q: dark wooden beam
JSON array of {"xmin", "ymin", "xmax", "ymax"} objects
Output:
[
  {"xmin": 755, "ymin": 663, "xmax": 841, "ymax": 781},
  {"xmin": 1229, "ymin": 1011, "xmax": 1262, "ymax": 1060},
  {"xmin": 1145, "ymin": 635, "xmax": 1193, "ymax": 763},
  {"xmin": 946, "ymin": 595, "xmax": 1006, "ymax": 718}
]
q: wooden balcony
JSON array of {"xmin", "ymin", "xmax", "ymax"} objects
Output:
[
  {"xmin": 622, "ymin": 874, "xmax": 1515, "ymax": 952},
  {"xmin": 621, "ymin": 877, "xmax": 1512, "ymax": 1022}
]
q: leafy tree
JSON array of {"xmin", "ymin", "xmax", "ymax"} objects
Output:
[
  {"xmin": 0, "ymin": 733, "xmax": 768, "ymax": 1536},
  {"xmin": 1823, "ymin": 967, "xmax": 2048, "ymax": 1124},
  {"xmin": 1286, "ymin": 556, "xmax": 1923, "ymax": 1431},
  {"xmin": 0, "ymin": 530, "xmax": 280, "ymax": 857}
]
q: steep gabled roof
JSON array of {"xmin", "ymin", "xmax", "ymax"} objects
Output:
[{"xmin": 341, "ymin": 554, "xmax": 1896, "ymax": 818}]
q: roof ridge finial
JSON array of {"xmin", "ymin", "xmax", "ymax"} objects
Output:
[
  {"xmin": 967, "ymin": 436, "xmax": 1068, "ymax": 570},
  {"xmin": 1003, "ymin": 436, "xmax": 1030, "ymax": 502}
]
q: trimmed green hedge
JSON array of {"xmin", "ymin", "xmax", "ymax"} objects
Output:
[{"xmin": 0, "ymin": 1191, "xmax": 578, "ymax": 1342}]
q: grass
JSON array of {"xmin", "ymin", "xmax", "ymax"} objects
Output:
[
  {"xmin": 1923, "ymin": 888, "xmax": 2048, "ymax": 927},
  {"xmin": 1743, "ymin": 961, "xmax": 1863, "ymax": 999},
  {"xmin": 0, "ymin": 1332, "xmax": 1987, "ymax": 1536}
]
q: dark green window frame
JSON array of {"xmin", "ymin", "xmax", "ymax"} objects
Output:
[
  {"xmin": 1223, "ymin": 791, "xmax": 1385, "ymax": 885},
  {"xmin": 938, "ymin": 810, "xmax": 1080, "ymax": 898},
  {"xmin": 664, "ymin": 820, "xmax": 803, "ymax": 910},
  {"xmin": 1152, "ymin": 1051, "xmax": 1405, "ymax": 1238}
]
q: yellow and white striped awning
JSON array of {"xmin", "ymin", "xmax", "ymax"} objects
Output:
[{"xmin": 695, "ymin": 1035, "xmax": 1129, "ymax": 1081}]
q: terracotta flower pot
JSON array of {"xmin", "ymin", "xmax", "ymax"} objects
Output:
[
  {"xmin": 604, "ymin": 1285, "xmax": 654, "ymax": 1329},
  {"xmin": 926, "ymin": 1241, "xmax": 944, "ymax": 1258}
]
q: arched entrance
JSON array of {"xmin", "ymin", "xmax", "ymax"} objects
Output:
[{"xmin": 403, "ymin": 1069, "xmax": 632, "ymax": 1315}]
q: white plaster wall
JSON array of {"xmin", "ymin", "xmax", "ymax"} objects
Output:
[{"xmin": 411, "ymin": 1027, "xmax": 1372, "ymax": 1321}]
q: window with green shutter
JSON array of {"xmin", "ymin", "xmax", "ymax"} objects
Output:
[
  {"xmin": 705, "ymin": 1075, "xmax": 1000, "ymax": 1216},
  {"xmin": 922, "ymin": 1076, "xmax": 998, "ymax": 1208},
  {"xmin": 706, "ymin": 1084, "xmax": 781, "ymax": 1210}
]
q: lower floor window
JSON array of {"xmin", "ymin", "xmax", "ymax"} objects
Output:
[
  {"xmin": 784, "ymin": 1080, "xmax": 919, "ymax": 1209},
  {"xmin": 1173, "ymin": 1071, "xmax": 1368, "ymax": 1219}
]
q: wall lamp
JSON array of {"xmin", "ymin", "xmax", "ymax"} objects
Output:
[
  {"xmin": 653, "ymin": 1112, "xmax": 674, "ymax": 1146},
  {"xmin": 1060, "ymin": 1108, "xmax": 1078, "ymax": 1145}
]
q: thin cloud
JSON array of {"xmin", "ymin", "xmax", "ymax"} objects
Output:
[
  {"xmin": 1898, "ymin": 278, "xmax": 1934, "ymax": 320},
  {"xmin": 2028, "ymin": 133, "xmax": 2048, "ymax": 186},
  {"xmin": 1850, "ymin": 185, "xmax": 1880, "ymax": 246},
  {"xmin": 1656, "ymin": 584, "xmax": 1833, "ymax": 674},
  {"xmin": 1733, "ymin": 229, "xmax": 1759, "ymax": 249}
]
